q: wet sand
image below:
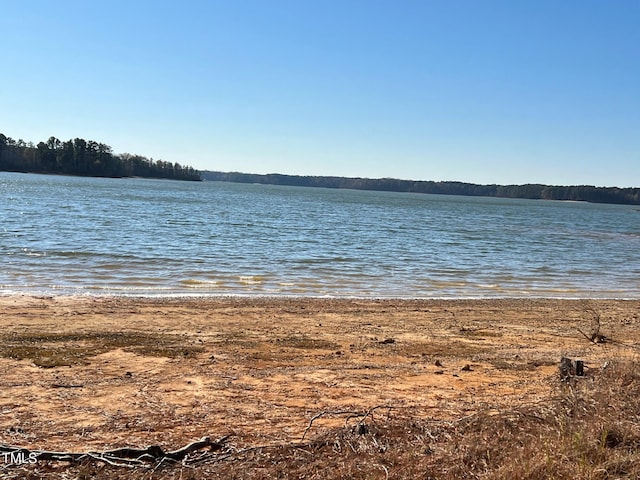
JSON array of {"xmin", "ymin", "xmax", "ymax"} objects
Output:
[{"xmin": 0, "ymin": 296, "xmax": 638, "ymax": 452}]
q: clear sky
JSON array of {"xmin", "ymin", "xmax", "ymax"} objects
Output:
[{"xmin": 1, "ymin": 1, "xmax": 638, "ymax": 187}]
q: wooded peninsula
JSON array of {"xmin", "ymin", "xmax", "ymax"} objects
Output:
[
  {"xmin": 202, "ymin": 171, "xmax": 640, "ymax": 205},
  {"xmin": 0, "ymin": 133, "xmax": 200, "ymax": 181}
]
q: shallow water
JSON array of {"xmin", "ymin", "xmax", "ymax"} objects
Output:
[{"xmin": 1, "ymin": 172, "xmax": 638, "ymax": 298}]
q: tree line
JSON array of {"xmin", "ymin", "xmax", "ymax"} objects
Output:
[
  {"xmin": 202, "ymin": 171, "xmax": 640, "ymax": 205},
  {"xmin": 0, "ymin": 133, "xmax": 200, "ymax": 181}
]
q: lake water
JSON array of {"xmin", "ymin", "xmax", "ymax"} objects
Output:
[{"xmin": 1, "ymin": 172, "xmax": 639, "ymax": 298}]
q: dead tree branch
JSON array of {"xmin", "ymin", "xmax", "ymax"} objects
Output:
[
  {"xmin": 0, "ymin": 435, "xmax": 230, "ymax": 468},
  {"xmin": 301, "ymin": 405, "xmax": 394, "ymax": 442}
]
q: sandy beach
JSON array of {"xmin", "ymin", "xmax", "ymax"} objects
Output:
[{"xmin": 0, "ymin": 295, "xmax": 638, "ymax": 458}]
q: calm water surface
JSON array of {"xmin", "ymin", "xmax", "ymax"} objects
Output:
[{"xmin": 1, "ymin": 172, "xmax": 639, "ymax": 298}]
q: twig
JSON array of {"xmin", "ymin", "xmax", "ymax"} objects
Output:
[
  {"xmin": 352, "ymin": 405, "xmax": 394, "ymax": 430},
  {"xmin": 301, "ymin": 405, "xmax": 395, "ymax": 442},
  {"xmin": 301, "ymin": 410, "xmax": 361, "ymax": 442},
  {"xmin": 84, "ymin": 452, "xmax": 141, "ymax": 468},
  {"xmin": 374, "ymin": 463, "xmax": 390, "ymax": 480}
]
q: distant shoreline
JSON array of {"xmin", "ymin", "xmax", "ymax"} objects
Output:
[
  {"xmin": 201, "ymin": 170, "xmax": 640, "ymax": 206},
  {"xmin": 0, "ymin": 170, "xmax": 200, "ymax": 182}
]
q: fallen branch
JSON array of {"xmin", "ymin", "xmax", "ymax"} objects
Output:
[
  {"xmin": 576, "ymin": 327, "xmax": 640, "ymax": 350},
  {"xmin": 0, "ymin": 435, "xmax": 230, "ymax": 468},
  {"xmin": 301, "ymin": 405, "xmax": 394, "ymax": 442},
  {"xmin": 301, "ymin": 410, "xmax": 361, "ymax": 442},
  {"xmin": 577, "ymin": 327, "xmax": 606, "ymax": 345}
]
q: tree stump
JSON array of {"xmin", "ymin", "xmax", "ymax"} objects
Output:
[
  {"xmin": 560, "ymin": 356, "xmax": 574, "ymax": 380},
  {"xmin": 560, "ymin": 357, "xmax": 585, "ymax": 381}
]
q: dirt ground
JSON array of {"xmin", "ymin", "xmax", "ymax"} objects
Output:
[{"xmin": 0, "ymin": 296, "xmax": 638, "ymax": 455}]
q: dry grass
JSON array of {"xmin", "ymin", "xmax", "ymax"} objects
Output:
[
  {"xmin": 0, "ymin": 332, "xmax": 205, "ymax": 367},
  {"xmin": 490, "ymin": 358, "xmax": 558, "ymax": 371},
  {"xmin": 394, "ymin": 339, "xmax": 489, "ymax": 358},
  {"xmin": 4, "ymin": 360, "xmax": 640, "ymax": 479},
  {"xmin": 2, "ymin": 297, "xmax": 639, "ymax": 479},
  {"xmin": 271, "ymin": 335, "xmax": 341, "ymax": 351}
]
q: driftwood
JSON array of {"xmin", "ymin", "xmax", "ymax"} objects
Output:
[{"xmin": 0, "ymin": 435, "xmax": 230, "ymax": 468}]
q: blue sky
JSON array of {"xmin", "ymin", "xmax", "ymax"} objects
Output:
[{"xmin": 1, "ymin": 1, "xmax": 638, "ymax": 186}]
